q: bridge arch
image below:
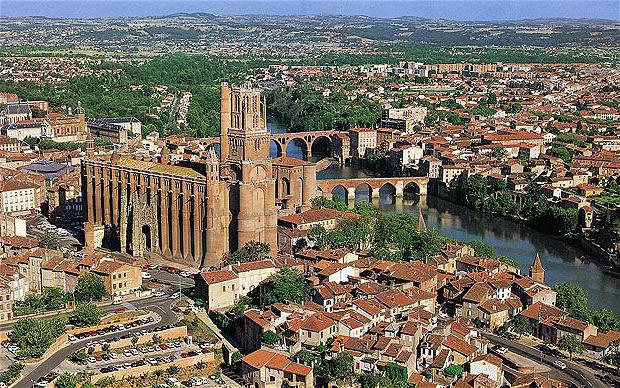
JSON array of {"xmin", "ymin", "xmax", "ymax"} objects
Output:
[
  {"xmin": 331, "ymin": 185, "xmax": 348, "ymax": 205},
  {"xmin": 379, "ymin": 182, "xmax": 396, "ymax": 205},
  {"xmin": 310, "ymin": 136, "xmax": 332, "ymax": 160},
  {"xmin": 355, "ymin": 183, "xmax": 372, "ymax": 204},
  {"xmin": 285, "ymin": 138, "xmax": 309, "ymax": 161},
  {"xmin": 270, "ymin": 139, "xmax": 283, "ymax": 158}
]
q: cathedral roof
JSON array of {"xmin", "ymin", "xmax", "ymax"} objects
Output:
[{"xmin": 116, "ymin": 157, "xmax": 204, "ymax": 179}]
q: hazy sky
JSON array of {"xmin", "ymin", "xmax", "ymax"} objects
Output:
[{"xmin": 1, "ymin": 0, "xmax": 618, "ymax": 21}]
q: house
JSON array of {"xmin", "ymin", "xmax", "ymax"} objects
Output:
[
  {"xmin": 92, "ymin": 260, "xmax": 142, "ymax": 297},
  {"xmin": 195, "ymin": 270, "xmax": 239, "ymax": 311},
  {"xmin": 299, "ymin": 313, "xmax": 338, "ymax": 346},
  {"xmin": 240, "ymin": 348, "xmax": 313, "ymax": 388},
  {"xmin": 583, "ymin": 331, "xmax": 620, "ymax": 359},
  {"xmin": 470, "ymin": 353, "xmax": 503, "ymax": 383}
]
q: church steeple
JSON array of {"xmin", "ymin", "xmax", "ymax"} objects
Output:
[{"xmin": 529, "ymin": 253, "xmax": 545, "ymax": 283}]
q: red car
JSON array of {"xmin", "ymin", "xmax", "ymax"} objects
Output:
[
  {"xmin": 113, "ymin": 307, "xmax": 127, "ymax": 314},
  {"xmin": 159, "ymin": 343, "xmax": 168, "ymax": 350}
]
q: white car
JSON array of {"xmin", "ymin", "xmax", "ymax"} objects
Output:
[
  {"xmin": 154, "ymin": 291, "xmax": 166, "ymax": 297},
  {"xmin": 171, "ymin": 292, "xmax": 180, "ymax": 299},
  {"xmin": 553, "ymin": 360, "xmax": 567, "ymax": 370},
  {"xmin": 493, "ymin": 346, "xmax": 508, "ymax": 354},
  {"xmin": 180, "ymin": 271, "xmax": 192, "ymax": 278},
  {"xmin": 141, "ymin": 272, "xmax": 152, "ymax": 279}
]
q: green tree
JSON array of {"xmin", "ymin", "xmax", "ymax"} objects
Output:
[
  {"xmin": 131, "ymin": 336, "xmax": 139, "ymax": 346},
  {"xmin": 70, "ymin": 302, "xmax": 101, "ymax": 327},
  {"xmin": 41, "ymin": 287, "xmax": 67, "ymax": 310},
  {"xmin": 262, "ymin": 267, "xmax": 309, "ymax": 305},
  {"xmin": 357, "ymin": 372, "xmax": 385, "ymax": 388},
  {"xmin": 552, "ymin": 282, "xmax": 590, "ymax": 322},
  {"xmin": 316, "ymin": 352, "xmax": 354, "ymax": 386},
  {"xmin": 39, "ymin": 231, "xmax": 61, "ymax": 249},
  {"xmin": 384, "ymin": 363, "xmax": 409, "ymax": 385},
  {"xmin": 74, "ymin": 273, "xmax": 108, "ymax": 302},
  {"xmin": 354, "ymin": 201, "xmax": 378, "ymax": 218},
  {"xmin": 511, "ymin": 315, "xmax": 532, "ymax": 338},
  {"xmin": 261, "ymin": 330, "xmax": 279, "ymax": 346},
  {"xmin": 443, "ymin": 363, "xmax": 464, "ymax": 378},
  {"xmin": 468, "ymin": 240, "xmax": 496, "ymax": 258},
  {"xmin": 308, "ymin": 226, "xmax": 330, "ymax": 250},
  {"xmin": 231, "ymin": 351, "xmax": 242, "ymax": 365},
  {"xmin": 224, "ymin": 241, "xmax": 271, "ymax": 264},
  {"xmin": 54, "ymin": 372, "xmax": 81, "ymax": 388},
  {"xmin": 590, "ymin": 309, "xmax": 620, "ymax": 332},
  {"xmin": 558, "ymin": 335, "xmax": 584, "ymax": 360},
  {"xmin": 547, "ymin": 146, "xmax": 573, "ymax": 162}
]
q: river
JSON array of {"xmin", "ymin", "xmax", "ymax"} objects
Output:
[{"xmin": 268, "ymin": 122, "xmax": 620, "ymax": 312}]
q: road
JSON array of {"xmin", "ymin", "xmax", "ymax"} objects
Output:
[
  {"xmin": 483, "ymin": 333, "xmax": 605, "ymax": 388},
  {"xmin": 15, "ymin": 296, "xmax": 180, "ymax": 388}
]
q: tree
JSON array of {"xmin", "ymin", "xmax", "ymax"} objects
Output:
[
  {"xmin": 231, "ymin": 351, "xmax": 242, "ymax": 365},
  {"xmin": 354, "ymin": 201, "xmax": 378, "ymax": 218},
  {"xmin": 262, "ymin": 267, "xmax": 309, "ymax": 305},
  {"xmin": 131, "ymin": 336, "xmax": 139, "ymax": 346},
  {"xmin": 443, "ymin": 363, "xmax": 464, "ymax": 378},
  {"xmin": 590, "ymin": 309, "xmax": 620, "ymax": 333},
  {"xmin": 316, "ymin": 352, "xmax": 354, "ymax": 385},
  {"xmin": 468, "ymin": 240, "xmax": 496, "ymax": 258},
  {"xmin": 261, "ymin": 330, "xmax": 279, "ymax": 346},
  {"xmin": 70, "ymin": 302, "xmax": 101, "ymax": 327},
  {"xmin": 558, "ymin": 335, "xmax": 583, "ymax": 360},
  {"xmin": 41, "ymin": 287, "xmax": 67, "ymax": 311},
  {"xmin": 224, "ymin": 241, "xmax": 271, "ymax": 264},
  {"xmin": 357, "ymin": 372, "xmax": 385, "ymax": 388},
  {"xmin": 54, "ymin": 372, "xmax": 81, "ymax": 388},
  {"xmin": 74, "ymin": 273, "xmax": 108, "ymax": 302},
  {"xmin": 553, "ymin": 282, "xmax": 590, "ymax": 322},
  {"xmin": 384, "ymin": 363, "xmax": 409, "ymax": 385},
  {"xmin": 511, "ymin": 315, "xmax": 532, "ymax": 338},
  {"xmin": 308, "ymin": 226, "xmax": 330, "ymax": 250},
  {"xmin": 167, "ymin": 365, "xmax": 180, "ymax": 375},
  {"xmin": 491, "ymin": 147, "xmax": 508, "ymax": 159},
  {"xmin": 39, "ymin": 231, "xmax": 61, "ymax": 249}
]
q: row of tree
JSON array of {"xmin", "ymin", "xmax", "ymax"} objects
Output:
[{"xmin": 448, "ymin": 174, "xmax": 579, "ymax": 236}]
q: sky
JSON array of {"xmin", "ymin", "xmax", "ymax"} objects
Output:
[{"xmin": 0, "ymin": 0, "xmax": 618, "ymax": 21}]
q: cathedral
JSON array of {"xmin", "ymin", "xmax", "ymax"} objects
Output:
[{"xmin": 82, "ymin": 83, "xmax": 312, "ymax": 268}]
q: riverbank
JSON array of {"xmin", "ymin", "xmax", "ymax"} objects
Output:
[{"xmin": 431, "ymin": 182, "xmax": 620, "ymax": 272}]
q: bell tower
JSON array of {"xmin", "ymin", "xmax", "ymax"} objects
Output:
[{"xmin": 220, "ymin": 83, "xmax": 276, "ymax": 255}]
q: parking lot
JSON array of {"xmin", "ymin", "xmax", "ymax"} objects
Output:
[{"xmin": 26, "ymin": 214, "xmax": 81, "ymax": 250}]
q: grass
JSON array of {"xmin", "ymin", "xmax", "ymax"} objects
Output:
[
  {"xmin": 177, "ymin": 312, "xmax": 218, "ymax": 343},
  {"xmin": 592, "ymin": 194, "xmax": 620, "ymax": 204}
]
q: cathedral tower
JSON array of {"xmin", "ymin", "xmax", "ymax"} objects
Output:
[{"xmin": 220, "ymin": 82, "xmax": 277, "ymax": 254}]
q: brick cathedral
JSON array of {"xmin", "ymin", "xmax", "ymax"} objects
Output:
[{"xmin": 82, "ymin": 83, "xmax": 314, "ymax": 268}]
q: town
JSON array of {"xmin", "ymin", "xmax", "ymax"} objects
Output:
[{"xmin": 0, "ymin": 6, "xmax": 619, "ymax": 388}]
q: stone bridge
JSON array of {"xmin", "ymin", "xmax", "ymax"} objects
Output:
[
  {"xmin": 316, "ymin": 177, "xmax": 429, "ymax": 201},
  {"xmin": 201, "ymin": 130, "xmax": 339, "ymax": 159}
]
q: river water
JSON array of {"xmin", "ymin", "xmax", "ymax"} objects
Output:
[{"xmin": 268, "ymin": 122, "xmax": 620, "ymax": 312}]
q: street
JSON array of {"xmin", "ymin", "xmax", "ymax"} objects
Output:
[
  {"xmin": 483, "ymin": 332, "xmax": 606, "ymax": 388},
  {"xmin": 14, "ymin": 296, "xmax": 180, "ymax": 388}
]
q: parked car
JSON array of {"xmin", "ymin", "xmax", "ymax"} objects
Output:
[
  {"xmin": 553, "ymin": 360, "xmax": 567, "ymax": 370},
  {"xmin": 142, "ymin": 272, "xmax": 152, "ymax": 279},
  {"xmin": 113, "ymin": 307, "xmax": 127, "ymax": 314},
  {"xmin": 492, "ymin": 345, "xmax": 508, "ymax": 354}
]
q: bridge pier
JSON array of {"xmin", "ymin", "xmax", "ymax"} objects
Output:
[
  {"xmin": 371, "ymin": 188, "xmax": 380, "ymax": 199},
  {"xmin": 395, "ymin": 181, "xmax": 404, "ymax": 197},
  {"xmin": 347, "ymin": 187, "xmax": 356, "ymax": 203},
  {"xmin": 418, "ymin": 184, "xmax": 428, "ymax": 196}
]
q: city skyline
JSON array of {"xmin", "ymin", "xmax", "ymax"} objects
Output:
[{"xmin": 1, "ymin": 0, "xmax": 618, "ymax": 21}]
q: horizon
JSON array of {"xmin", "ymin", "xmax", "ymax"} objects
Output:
[{"xmin": 1, "ymin": 0, "xmax": 619, "ymax": 22}]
